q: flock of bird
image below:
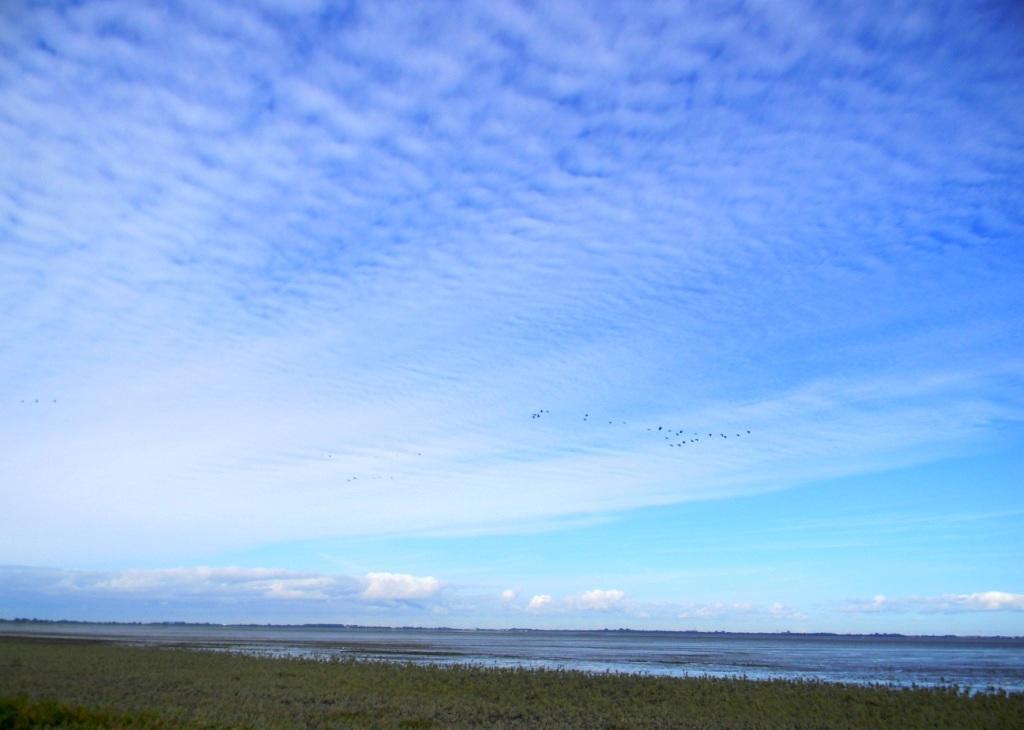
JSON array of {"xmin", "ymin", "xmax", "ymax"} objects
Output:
[
  {"xmin": 14, "ymin": 399, "xmax": 751, "ymax": 481},
  {"xmin": 319, "ymin": 409, "xmax": 752, "ymax": 484},
  {"xmin": 530, "ymin": 409, "xmax": 751, "ymax": 449}
]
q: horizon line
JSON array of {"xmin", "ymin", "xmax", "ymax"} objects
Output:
[{"xmin": 2, "ymin": 617, "xmax": 1021, "ymax": 642}]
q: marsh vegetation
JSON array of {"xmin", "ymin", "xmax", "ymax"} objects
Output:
[{"xmin": 2, "ymin": 637, "xmax": 1022, "ymax": 728}]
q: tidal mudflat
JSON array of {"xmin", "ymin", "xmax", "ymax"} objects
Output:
[{"xmin": 3, "ymin": 621, "xmax": 1023, "ymax": 693}]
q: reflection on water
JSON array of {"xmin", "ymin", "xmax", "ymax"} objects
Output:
[{"xmin": 3, "ymin": 622, "xmax": 1022, "ymax": 692}]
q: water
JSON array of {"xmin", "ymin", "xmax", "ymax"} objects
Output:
[{"xmin": 3, "ymin": 622, "xmax": 1022, "ymax": 693}]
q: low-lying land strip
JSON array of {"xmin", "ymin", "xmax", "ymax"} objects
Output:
[{"xmin": 1, "ymin": 637, "xmax": 1022, "ymax": 728}]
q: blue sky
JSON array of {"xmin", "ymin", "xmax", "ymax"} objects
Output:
[{"xmin": 1, "ymin": 0, "xmax": 1023, "ymax": 634}]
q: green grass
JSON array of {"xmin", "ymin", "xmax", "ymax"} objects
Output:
[
  {"xmin": 1, "ymin": 637, "xmax": 1022, "ymax": 728},
  {"xmin": 0, "ymin": 695, "xmax": 166, "ymax": 728}
]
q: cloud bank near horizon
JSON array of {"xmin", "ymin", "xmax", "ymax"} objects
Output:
[
  {"xmin": 1, "ymin": 0, "xmax": 1022, "ymax": 569},
  {"xmin": 3, "ymin": 566, "xmax": 1022, "ymax": 631},
  {"xmin": 843, "ymin": 592, "xmax": 1024, "ymax": 615}
]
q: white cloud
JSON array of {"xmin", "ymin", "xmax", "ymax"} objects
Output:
[
  {"xmin": 527, "ymin": 594, "xmax": 552, "ymax": 612},
  {"xmin": 0, "ymin": 565, "xmax": 462, "ymax": 623},
  {"xmin": 769, "ymin": 602, "xmax": 807, "ymax": 620},
  {"xmin": 842, "ymin": 591, "xmax": 1024, "ymax": 614},
  {"xmin": 678, "ymin": 602, "xmax": 756, "ymax": 620},
  {"xmin": 1, "ymin": 566, "xmax": 446, "ymax": 606},
  {"xmin": 957, "ymin": 592, "xmax": 1024, "ymax": 611},
  {"xmin": 674, "ymin": 600, "xmax": 806, "ymax": 621},
  {"xmin": 500, "ymin": 588, "xmax": 517, "ymax": 603},
  {"xmin": 10, "ymin": 566, "xmax": 359, "ymax": 602},
  {"xmin": 574, "ymin": 588, "xmax": 625, "ymax": 611},
  {"xmin": 263, "ymin": 578, "xmax": 337, "ymax": 600},
  {"xmin": 361, "ymin": 572, "xmax": 441, "ymax": 600}
]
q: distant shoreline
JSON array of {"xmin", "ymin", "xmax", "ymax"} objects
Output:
[
  {"xmin": 5, "ymin": 616, "xmax": 1024, "ymax": 694},
  {"xmin": 2, "ymin": 617, "xmax": 1021, "ymax": 641}
]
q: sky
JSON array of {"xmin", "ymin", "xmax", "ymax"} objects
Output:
[{"xmin": 1, "ymin": 0, "xmax": 1023, "ymax": 634}]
